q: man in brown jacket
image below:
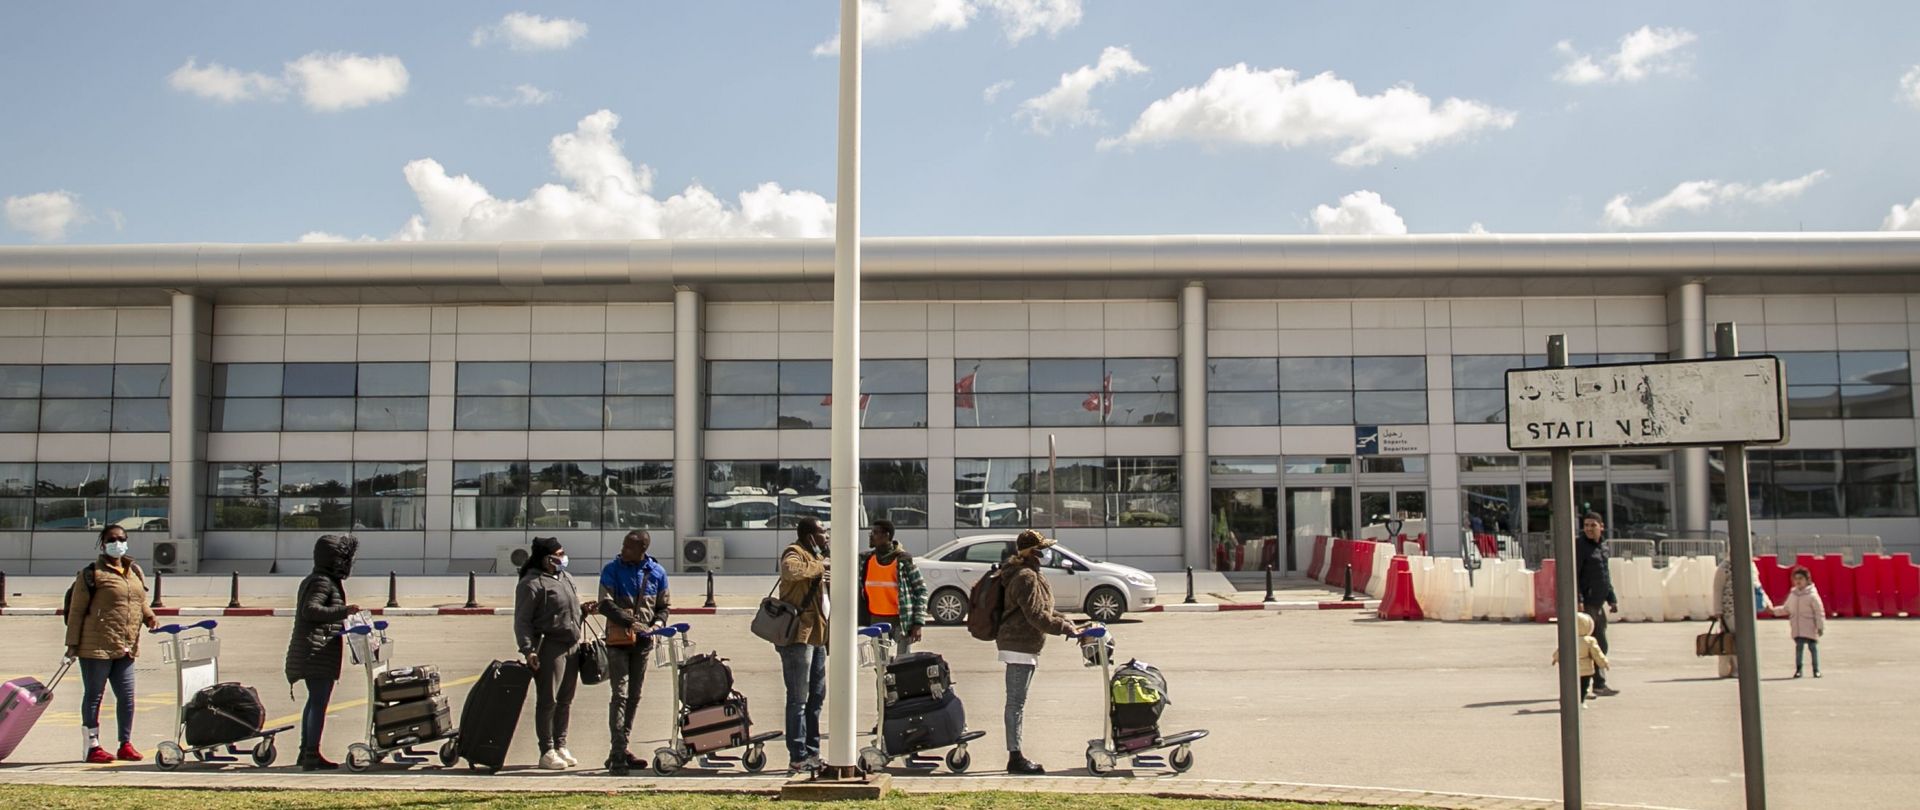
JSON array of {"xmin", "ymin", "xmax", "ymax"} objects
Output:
[
  {"xmin": 775, "ymin": 518, "xmax": 831, "ymax": 775},
  {"xmin": 996, "ymin": 530, "xmax": 1080, "ymax": 775}
]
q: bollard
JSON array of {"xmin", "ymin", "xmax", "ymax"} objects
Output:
[
  {"xmin": 1341, "ymin": 564, "xmax": 1357, "ymax": 602},
  {"xmin": 1264, "ymin": 564, "xmax": 1276, "ymax": 604},
  {"xmin": 0, "ymin": 570, "xmax": 8, "ymax": 609},
  {"xmin": 227, "ymin": 571, "xmax": 242, "ymax": 609},
  {"xmin": 704, "ymin": 571, "xmax": 717, "ymax": 609},
  {"xmin": 1183, "ymin": 566, "xmax": 1197, "ymax": 604},
  {"xmin": 386, "ymin": 571, "xmax": 400, "ymax": 609},
  {"xmin": 464, "ymin": 571, "xmax": 480, "ymax": 609},
  {"xmin": 151, "ymin": 572, "xmax": 165, "ymax": 608}
]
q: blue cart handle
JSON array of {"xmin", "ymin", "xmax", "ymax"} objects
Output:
[
  {"xmin": 1073, "ymin": 626, "xmax": 1108, "ymax": 640},
  {"xmin": 150, "ymin": 619, "xmax": 218, "ymax": 635}
]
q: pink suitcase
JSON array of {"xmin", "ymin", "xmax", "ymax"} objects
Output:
[{"xmin": 0, "ymin": 657, "xmax": 75, "ymax": 761}]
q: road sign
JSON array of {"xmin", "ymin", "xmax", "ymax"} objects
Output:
[{"xmin": 1505, "ymin": 356, "xmax": 1788, "ymax": 451}]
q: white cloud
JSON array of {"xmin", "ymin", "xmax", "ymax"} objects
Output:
[
  {"xmin": 167, "ymin": 58, "xmax": 286, "ymax": 102},
  {"xmin": 1901, "ymin": 66, "xmax": 1920, "ymax": 108},
  {"xmin": 4, "ymin": 190, "xmax": 89, "ymax": 242},
  {"xmin": 472, "ymin": 12, "xmax": 588, "ymax": 52},
  {"xmin": 978, "ymin": 0, "xmax": 1082, "ymax": 43},
  {"xmin": 1310, "ymin": 190, "xmax": 1407, "ymax": 236},
  {"xmin": 467, "ymin": 83, "xmax": 554, "ymax": 108},
  {"xmin": 1467, "ymin": 221, "xmax": 1490, "ymax": 234},
  {"xmin": 285, "ymin": 52, "xmax": 409, "ymax": 111},
  {"xmin": 1101, "ymin": 63, "xmax": 1516, "ymax": 166},
  {"xmin": 374, "ymin": 109, "xmax": 833, "ymax": 241},
  {"xmin": 1016, "ymin": 46, "xmax": 1147, "ymax": 134},
  {"xmin": 1884, "ymin": 199, "xmax": 1920, "ymax": 231},
  {"xmin": 812, "ymin": 0, "xmax": 1082, "ymax": 54},
  {"xmin": 1554, "ymin": 26, "xmax": 1697, "ymax": 85},
  {"xmin": 983, "ymin": 80, "xmax": 1014, "ymax": 103},
  {"xmin": 1602, "ymin": 170, "xmax": 1829, "ymax": 228}
]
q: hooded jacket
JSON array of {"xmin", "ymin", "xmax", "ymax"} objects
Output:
[
  {"xmin": 995, "ymin": 559, "xmax": 1077, "ymax": 656},
  {"xmin": 284, "ymin": 535, "xmax": 357, "ymax": 684},
  {"xmin": 514, "ymin": 537, "xmax": 583, "ymax": 654},
  {"xmin": 65, "ymin": 556, "xmax": 155, "ymax": 660},
  {"xmin": 1552, "ymin": 611, "xmax": 1611, "ymax": 677},
  {"xmin": 1780, "ymin": 583, "xmax": 1826, "ymax": 640}
]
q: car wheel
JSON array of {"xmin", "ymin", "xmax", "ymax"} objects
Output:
[
  {"xmin": 929, "ymin": 588, "xmax": 968, "ymax": 625},
  {"xmin": 1085, "ymin": 586, "xmax": 1126, "ymax": 623}
]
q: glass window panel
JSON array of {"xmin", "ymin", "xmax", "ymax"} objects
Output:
[
  {"xmin": 708, "ymin": 361, "xmax": 778, "ymax": 395},
  {"xmin": 706, "ymin": 460, "xmax": 780, "ymax": 496},
  {"xmin": 453, "ymin": 496, "xmax": 529, "ymax": 530},
  {"xmin": 356, "ymin": 397, "xmax": 428, "ymax": 431},
  {"xmin": 1107, "ymin": 358, "xmax": 1177, "ymax": 392},
  {"xmin": 959, "ymin": 393, "xmax": 1028, "ymax": 427},
  {"xmin": 956, "ymin": 458, "xmax": 1033, "ymax": 493},
  {"xmin": 707, "ymin": 395, "xmax": 778, "ymax": 429},
  {"xmin": 112, "ymin": 399, "xmax": 168, "ymax": 432},
  {"xmin": 1845, "ymin": 484, "xmax": 1918, "ymax": 518},
  {"xmin": 1777, "ymin": 352, "xmax": 1839, "ymax": 386},
  {"xmin": 529, "ymin": 396, "xmax": 604, "ymax": 430},
  {"xmin": 1770, "ymin": 450, "xmax": 1842, "ymax": 519},
  {"xmin": 355, "ymin": 461, "xmax": 426, "ymax": 497},
  {"xmin": 456, "ymin": 397, "xmax": 530, "ymax": 430},
  {"xmin": 955, "ymin": 493, "xmax": 1029, "ymax": 528},
  {"xmin": 606, "ymin": 461, "xmax": 674, "ymax": 496},
  {"xmin": 0, "ymin": 463, "xmax": 31, "ymax": 496},
  {"xmin": 358, "ymin": 363, "xmax": 429, "ymax": 396},
  {"xmin": 1117, "ymin": 492, "xmax": 1179, "ymax": 527},
  {"xmin": 38, "ymin": 463, "xmax": 109, "ymax": 496},
  {"xmin": 776, "ymin": 460, "xmax": 831, "ymax": 496},
  {"xmin": 532, "ymin": 362, "xmax": 604, "ymax": 395},
  {"xmin": 860, "ymin": 394, "xmax": 927, "ymax": 429},
  {"xmin": 1463, "ymin": 484, "xmax": 1522, "ymax": 536},
  {"xmin": 0, "ymin": 365, "xmax": 40, "ymax": 398},
  {"xmin": 1611, "ymin": 482, "xmax": 1671, "ymax": 537},
  {"xmin": 1844, "ymin": 448, "xmax": 1916, "ymax": 483},
  {"xmin": 531, "ymin": 461, "xmax": 605, "ymax": 495},
  {"xmin": 778, "ymin": 361, "xmax": 830, "ymax": 395},
  {"xmin": 1210, "ymin": 457, "xmax": 1277, "ymax": 476},
  {"xmin": 281, "ymin": 497, "xmax": 353, "ymax": 530},
  {"xmin": 282, "ymin": 363, "xmax": 358, "ymax": 396},
  {"xmin": 39, "ymin": 400, "xmax": 111, "ymax": 432},
  {"xmin": 861, "ymin": 459, "xmax": 928, "ymax": 494},
  {"xmin": 1277, "ymin": 358, "xmax": 1352, "ymax": 391},
  {"xmin": 40, "ymin": 365, "xmax": 113, "ymax": 397},
  {"xmin": 1453, "ymin": 389, "xmax": 1507, "ymax": 424},
  {"xmin": 1786, "ymin": 386, "xmax": 1841, "ymax": 420},
  {"xmin": 960, "ymin": 359, "xmax": 1028, "ymax": 393},
  {"xmin": 107, "ymin": 498, "xmax": 168, "ymax": 531},
  {"xmin": 1841, "ymin": 384, "xmax": 1911, "ymax": 419},
  {"xmin": 1284, "ymin": 456, "xmax": 1351, "ymax": 475},
  {"xmin": 704, "ymin": 493, "xmax": 780, "ymax": 529},
  {"xmin": 453, "ymin": 462, "xmax": 529, "ymax": 496},
  {"xmin": 1280, "ymin": 392, "xmax": 1352, "ymax": 425},
  {"xmin": 605, "ymin": 396, "xmax": 673, "ymax": 429},
  {"xmin": 457, "ymin": 362, "xmax": 530, "ymax": 396},
  {"xmin": 1108, "ymin": 392, "xmax": 1178, "ymax": 425},
  {"xmin": 1597, "ymin": 353, "xmax": 1663, "ymax": 364},
  {"xmin": 214, "ymin": 363, "xmax": 282, "ymax": 397},
  {"xmin": 1206, "ymin": 358, "xmax": 1276, "ymax": 392},
  {"xmin": 109, "ymin": 463, "xmax": 169, "ymax": 497},
  {"xmin": 777, "ymin": 394, "xmax": 831, "ymax": 429},
  {"xmin": 209, "ymin": 497, "xmax": 276, "ymax": 530},
  {"xmin": 279, "ymin": 462, "xmax": 351, "ymax": 497},
  {"xmin": 0, "ymin": 499, "xmax": 33, "ymax": 530},
  {"xmin": 113, "ymin": 365, "xmax": 171, "ymax": 398},
  {"xmin": 1459, "ymin": 454, "xmax": 1521, "ymax": 472},
  {"xmin": 1608, "ymin": 453, "xmax": 1670, "ymax": 470},
  {"xmin": 353, "ymin": 496, "xmax": 424, "ymax": 531},
  {"xmin": 606, "ymin": 361, "xmax": 673, "ymax": 395},
  {"xmin": 36, "ymin": 496, "xmax": 106, "ymax": 529},
  {"xmin": 866, "ymin": 494, "xmax": 929, "ymax": 527},
  {"xmin": 1360, "ymin": 457, "xmax": 1427, "ymax": 474},
  {"xmin": 608, "ymin": 495, "xmax": 673, "ymax": 529},
  {"xmin": 0, "ymin": 399, "xmax": 40, "ymax": 431},
  {"xmin": 1353, "ymin": 356, "xmax": 1426, "ymax": 391},
  {"xmin": 862, "ymin": 360, "xmax": 926, "ymax": 394},
  {"xmin": 1354, "ymin": 391, "xmax": 1426, "ymax": 425},
  {"xmin": 1839, "ymin": 351, "xmax": 1909, "ymax": 385},
  {"xmin": 212, "ymin": 398, "xmax": 282, "ymax": 432},
  {"xmin": 211, "ymin": 463, "xmax": 277, "ymax": 497},
  {"xmin": 1028, "ymin": 359, "xmax": 1104, "ymax": 393},
  {"xmin": 283, "ymin": 398, "xmax": 355, "ymax": 431},
  {"xmin": 1029, "ymin": 393, "xmax": 1104, "ymax": 427},
  {"xmin": 1111, "ymin": 457, "xmax": 1178, "ymax": 492},
  {"xmin": 1451, "ymin": 355, "xmax": 1522, "ymax": 390}
]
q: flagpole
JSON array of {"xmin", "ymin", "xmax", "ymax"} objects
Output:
[{"xmin": 825, "ymin": 0, "xmax": 861, "ymax": 777}]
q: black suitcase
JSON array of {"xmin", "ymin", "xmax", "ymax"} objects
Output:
[
  {"xmin": 680, "ymin": 653, "xmax": 734, "ymax": 710},
  {"xmin": 182, "ymin": 682, "xmax": 265, "ymax": 747},
  {"xmin": 882, "ymin": 692, "xmax": 965, "ymax": 754},
  {"xmin": 376, "ymin": 699, "xmax": 453, "ymax": 749},
  {"xmin": 457, "ymin": 660, "xmax": 531, "ymax": 772},
  {"xmin": 883, "ymin": 652, "xmax": 952, "ymax": 706},
  {"xmin": 374, "ymin": 694, "xmax": 448, "ymax": 727},
  {"xmin": 681, "ymin": 693, "xmax": 752, "ymax": 755},
  {"xmin": 374, "ymin": 665, "xmax": 441, "ymax": 704}
]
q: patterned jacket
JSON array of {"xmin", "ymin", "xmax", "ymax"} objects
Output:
[{"xmin": 857, "ymin": 546, "xmax": 930, "ymax": 630}]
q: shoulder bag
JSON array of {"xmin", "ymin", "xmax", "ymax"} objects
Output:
[
  {"xmin": 577, "ymin": 615, "xmax": 611, "ymax": 685},
  {"xmin": 751, "ymin": 573, "xmax": 821, "ymax": 646},
  {"xmin": 1694, "ymin": 616, "xmax": 1735, "ymax": 657}
]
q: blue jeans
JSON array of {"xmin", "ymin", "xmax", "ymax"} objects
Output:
[
  {"xmin": 776, "ymin": 643, "xmax": 826, "ymax": 762},
  {"xmin": 1795, "ymin": 638, "xmax": 1821, "ymax": 673},
  {"xmin": 299, "ymin": 679, "xmax": 336, "ymax": 756},
  {"xmin": 79, "ymin": 657, "xmax": 135, "ymax": 744}
]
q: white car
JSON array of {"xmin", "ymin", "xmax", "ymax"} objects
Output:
[{"xmin": 916, "ymin": 534, "xmax": 1159, "ymax": 625}]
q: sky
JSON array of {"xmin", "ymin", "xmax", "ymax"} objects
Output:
[{"xmin": 4, "ymin": 0, "xmax": 1920, "ymax": 245}]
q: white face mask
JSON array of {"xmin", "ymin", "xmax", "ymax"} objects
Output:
[
  {"xmin": 554, "ymin": 554, "xmax": 570, "ymax": 572},
  {"xmin": 103, "ymin": 540, "xmax": 130, "ymax": 558}
]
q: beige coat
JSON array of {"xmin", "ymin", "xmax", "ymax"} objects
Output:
[
  {"xmin": 64, "ymin": 556, "xmax": 156, "ymax": 659},
  {"xmin": 1552, "ymin": 612, "xmax": 1611, "ymax": 677},
  {"xmin": 776, "ymin": 542, "xmax": 830, "ymax": 647},
  {"xmin": 1778, "ymin": 584, "xmax": 1826, "ymax": 640}
]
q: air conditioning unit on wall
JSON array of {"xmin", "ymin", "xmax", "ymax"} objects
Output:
[
  {"xmin": 681, "ymin": 536, "xmax": 723, "ymax": 573},
  {"xmin": 152, "ymin": 538, "xmax": 199, "ymax": 574},
  {"xmin": 495, "ymin": 544, "xmax": 532, "ymax": 574}
]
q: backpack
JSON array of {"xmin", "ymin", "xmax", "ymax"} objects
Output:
[
  {"xmin": 965, "ymin": 566, "xmax": 1006, "ymax": 642},
  {"xmin": 1110, "ymin": 659, "xmax": 1169, "ymax": 731},
  {"xmin": 680, "ymin": 653, "xmax": 735, "ymax": 710},
  {"xmin": 61, "ymin": 564, "xmax": 98, "ymax": 627}
]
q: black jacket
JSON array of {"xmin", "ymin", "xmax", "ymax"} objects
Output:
[
  {"xmin": 1575, "ymin": 535, "xmax": 1615, "ymax": 606},
  {"xmin": 284, "ymin": 535, "xmax": 357, "ymax": 684}
]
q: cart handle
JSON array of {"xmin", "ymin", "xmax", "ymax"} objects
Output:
[
  {"xmin": 649, "ymin": 625, "xmax": 681, "ymax": 639},
  {"xmin": 150, "ymin": 619, "xmax": 218, "ymax": 635},
  {"xmin": 1072, "ymin": 626, "xmax": 1108, "ymax": 640},
  {"xmin": 336, "ymin": 621, "xmax": 388, "ymax": 637},
  {"xmin": 859, "ymin": 623, "xmax": 892, "ymax": 638}
]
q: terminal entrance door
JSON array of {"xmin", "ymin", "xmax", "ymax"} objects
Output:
[
  {"xmin": 1285, "ymin": 486, "xmax": 1352, "ymax": 573},
  {"xmin": 1209, "ymin": 487, "xmax": 1278, "ymax": 572}
]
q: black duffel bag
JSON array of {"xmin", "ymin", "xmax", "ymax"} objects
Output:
[
  {"xmin": 183, "ymin": 682, "xmax": 265, "ymax": 747},
  {"xmin": 680, "ymin": 653, "xmax": 735, "ymax": 709}
]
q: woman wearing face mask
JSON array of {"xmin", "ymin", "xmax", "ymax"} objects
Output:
[
  {"xmin": 283, "ymin": 534, "xmax": 360, "ymax": 770},
  {"xmin": 64, "ymin": 525, "xmax": 157, "ymax": 764},
  {"xmin": 513, "ymin": 536, "xmax": 589, "ymax": 770}
]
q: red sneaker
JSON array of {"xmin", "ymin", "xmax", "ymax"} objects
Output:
[
  {"xmin": 115, "ymin": 742, "xmax": 143, "ymax": 762},
  {"xmin": 85, "ymin": 746, "xmax": 114, "ymax": 764}
]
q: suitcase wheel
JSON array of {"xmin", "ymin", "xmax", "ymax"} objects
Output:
[
  {"xmin": 945, "ymin": 744, "xmax": 970, "ymax": 774},
  {"xmin": 346, "ymin": 743, "xmax": 375, "ymax": 772},
  {"xmin": 251, "ymin": 739, "xmax": 277, "ymax": 768},
  {"xmin": 155, "ymin": 741, "xmax": 184, "ymax": 771},
  {"xmin": 1170, "ymin": 744, "xmax": 1194, "ymax": 773},
  {"xmin": 742, "ymin": 744, "xmax": 767, "ymax": 773},
  {"xmin": 439, "ymin": 740, "xmax": 459, "ymax": 768}
]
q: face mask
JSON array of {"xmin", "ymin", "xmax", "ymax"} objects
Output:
[
  {"xmin": 104, "ymin": 540, "xmax": 129, "ymax": 558},
  {"xmin": 554, "ymin": 554, "xmax": 570, "ymax": 572}
]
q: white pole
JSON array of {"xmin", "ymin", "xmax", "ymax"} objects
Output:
[{"xmin": 826, "ymin": 0, "xmax": 862, "ymax": 773}]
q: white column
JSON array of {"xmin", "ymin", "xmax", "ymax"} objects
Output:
[
  {"xmin": 825, "ymin": 0, "xmax": 862, "ymax": 772},
  {"xmin": 168, "ymin": 293, "xmax": 212, "ymax": 543},
  {"xmin": 1179, "ymin": 283, "xmax": 1208, "ymax": 567},
  {"xmin": 673, "ymin": 287, "xmax": 704, "ymax": 559},
  {"xmin": 1669, "ymin": 281, "xmax": 1710, "ymax": 535}
]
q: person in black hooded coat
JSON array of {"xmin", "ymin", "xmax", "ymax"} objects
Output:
[{"xmin": 284, "ymin": 534, "xmax": 360, "ymax": 770}]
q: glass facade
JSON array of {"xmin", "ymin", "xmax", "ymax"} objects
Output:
[
  {"xmin": 0, "ymin": 462, "xmax": 170, "ymax": 531},
  {"xmin": 704, "ymin": 459, "xmax": 928, "ymax": 528},
  {"xmin": 955, "ymin": 456, "xmax": 1179, "ymax": 528},
  {"xmin": 1451, "ymin": 354, "xmax": 1665, "ymax": 424},
  {"xmin": 209, "ymin": 461, "xmax": 426, "ymax": 531},
  {"xmin": 0, "ymin": 364, "xmax": 170, "ymax": 433},
  {"xmin": 1208, "ymin": 356, "xmax": 1425, "ymax": 426},
  {"xmin": 956, "ymin": 358, "xmax": 1177, "ymax": 427},
  {"xmin": 707, "ymin": 360, "xmax": 925, "ymax": 429},
  {"xmin": 1710, "ymin": 448, "xmax": 1918, "ymax": 520},
  {"xmin": 1764, "ymin": 351, "xmax": 1914, "ymax": 420},
  {"xmin": 215, "ymin": 362, "xmax": 429, "ymax": 432},
  {"xmin": 451, "ymin": 461, "xmax": 673, "ymax": 530},
  {"xmin": 455, "ymin": 361, "xmax": 673, "ymax": 430}
]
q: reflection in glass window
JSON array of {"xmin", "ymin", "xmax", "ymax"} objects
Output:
[
  {"xmin": 532, "ymin": 362, "xmax": 605, "ymax": 396},
  {"xmin": 40, "ymin": 400, "xmax": 112, "ymax": 432},
  {"xmin": 0, "ymin": 365, "xmax": 43, "ymax": 398},
  {"xmin": 283, "ymin": 398, "xmax": 355, "ymax": 431},
  {"xmin": 606, "ymin": 396, "xmax": 673, "ymax": 429},
  {"xmin": 704, "ymin": 458, "xmax": 925, "ymax": 529},
  {"xmin": 529, "ymin": 396, "xmax": 603, "ymax": 430},
  {"xmin": 956, "ymin": 455, "xmax": 1178, "ymax": 528},
  {"xmin": 456, "ymin": 396, "xmax": 530, "ymax": 430},
  {"xmin": 709, "ymin": 360, "xmax": 925, "ymax": 429},
  {"xmin": 282, "ymin": 363, "xmax": 357, "ymax": 397},
  {"xmin": 457, "ymin": 362, "xmax": 530, "ymax": 395},
  {"xmin": 1208, "ymin": 357, "xmax": 1424, "ymax": 426},
  {"xmin": 113, "ymin": 365, "xmax": 171, "ymax": 398},
  {"xmin": 216, "ymin": 363, "xmax": 425, "ymax": 432},
  {"xmin": 606, "ymin": 362, "xmax": 673, "ymax": 395},
  {"xmin": 958, "ymin": 358, "xmax": 1176, "ymax": 428},
  {"xmin": 357, "ymin": 363, "xmax": 429, "ymax": 397},
  {"xmin": 1773, "ymin": 352, "xmax": 1911, "ymax": 420},
  {"xmin": 357, "ymin": 397, "xmax": 428, "ymax": 431},
  {"xmin": 34, "ymin": 462, "xmax": 109, "ymax": 530},
  {"xmin": 41, "ymin": 366, "xmax": 114, "ymax": 398},
  {"xmin": 451, "ymin": 460, "xmax": 673, "ymax": 530},
  {"xmin": 10, "ymin": 365, "xmax": 170, "ymax": 433}
]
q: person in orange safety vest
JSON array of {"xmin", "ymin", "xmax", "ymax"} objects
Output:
[{"xmin": 857, "ymin": 519, "xmax": 930, "ymax": 654}]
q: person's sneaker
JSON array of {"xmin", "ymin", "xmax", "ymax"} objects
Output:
[
  {"xmin": 557, "ymin": 748, "xmax": 579, "ymax": 767},
  {"xmin": 1007, "ymin": 753, "xmax": 1046, "ymax": 775},
  {"xmin": 85, "ymin": 746, "xmax": 114, "ymax": 765},
  {"xmin": 1813, "ymin": 671, "xmax": 1822, "ymax": 678},
  {"xmin": 540, "ymin": 750, "xmax": 568, "ymax": 770},
  {"xmin": 1591, "ymin": 685, "xmax": 1620, "ymax": 697},
  {"xmin": 606, "ymin": 758, "xmax": 630, "ymax": 776},
  {"xmin": 115, "ymin": 742, "xmax": 143, "ymax": 762},
  {"xmin": 1793, "ymin": 670, "xmax": 1804, "ymax": 678}
]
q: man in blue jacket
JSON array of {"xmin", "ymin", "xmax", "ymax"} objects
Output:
[
  {"xmin": 1575, "ymin": 512, "xmax": 1619, "ymax": 696},
  {"xmin": 598, "ymin": 530, "xmax": 670, "ymax": 774}
]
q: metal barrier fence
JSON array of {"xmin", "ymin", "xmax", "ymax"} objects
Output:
[
  {"xmin": 1754, "ymin": 534, "xmax": 1885, "ymax": 565},
  {"xmin": 1519, "ymin": 530, "xmax": 1731, "ymax": 568}
]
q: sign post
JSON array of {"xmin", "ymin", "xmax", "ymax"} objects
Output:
[{"xmin": 1506, "ymin": 326, "xmax": 1785, "ymax": 810}]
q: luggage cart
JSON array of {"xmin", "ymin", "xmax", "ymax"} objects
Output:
[
  {"xmin": 855, "ymin": 622, "xmax": 982, "ymax": 774},
  {"xmin": 647, "ymin": 623, "xmax": 780, "ymax": 775},
  {"xmin": 338, "ymin": 619, "xmax": 459, "ymax": 771},
  {"xmin": 1073, "ymin": 625, "xmax": 1207, "ymax": 776},
  {"xmin": 149, "ymin": 620, "xmax": 294, "ymax": 770}
]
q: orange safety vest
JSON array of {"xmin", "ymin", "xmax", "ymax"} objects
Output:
[{"xmin": 864, "ymin": 554, "xmax": 901, "ymax": 618}]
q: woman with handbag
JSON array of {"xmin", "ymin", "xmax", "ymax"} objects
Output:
[
  {"xmin": 1711, "ymin": 557, "xmax": 1772, "ymax": 678},
  {"xmin": 513, "ymin": 536, "xmax": 590, "ymax": 770},
  {"xmin": 597, "ymin": 530, "xmax": 670, "ymax": 775}
]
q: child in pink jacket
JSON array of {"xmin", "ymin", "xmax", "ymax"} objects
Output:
[{"xmin": 1771, "ymin": 566, "xmax": 1825, "ymax": 678}]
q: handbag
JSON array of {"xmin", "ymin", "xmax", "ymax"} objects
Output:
[
  {"xmin": 605, "ymin": 619, "xmax": 639, "ymax": 648},
  {"xmin": 577, "ymin": 616, "xmax": 611, "ymax": 685},
  {"xmin": 751, "ymin": 574, "xmax": 821, "ymax": 646},
  {"xmin": 1695, "ymin": 616, "xmax": 1736, "ymax": 657}
]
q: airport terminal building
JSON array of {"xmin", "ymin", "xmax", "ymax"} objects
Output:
[{"xmin": 1, "ymin": 233, "xmax": 1918, "ymax": 576}]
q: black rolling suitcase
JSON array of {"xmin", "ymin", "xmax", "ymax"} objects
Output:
[
  {"xmin": 374, "ymin": 665, "xmax": 441, "ymax": 704},
  {"xmin": 457, "ymin": 660, "xmax": 531, "ymax": 772},
  {"xmin": 883, "ymin": 652, "xmax": 952, "ymax": 706},
  {"xmin": 882, "ymin": 692, "xmax": 966, "ymax": 754}
]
